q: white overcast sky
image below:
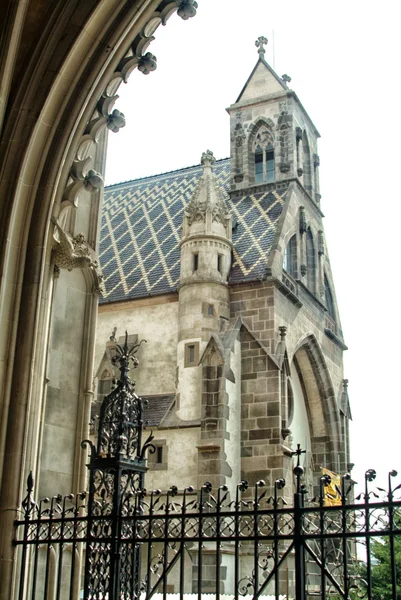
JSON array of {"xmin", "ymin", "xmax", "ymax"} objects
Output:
[{"xmin": 105, "ymin": 0, "xmax": 401, "ymax": 492}]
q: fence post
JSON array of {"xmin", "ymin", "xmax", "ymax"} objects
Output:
[
  {"xmin": 292, "ymin": 445, "xmax": 306, "ymax": 600},
  {"xmin": 82, "ymin": 332, "xmax": 151, "ymax": 600}
]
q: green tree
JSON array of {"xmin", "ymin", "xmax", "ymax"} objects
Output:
[
  {"xmin": 357, "ymin": 510, "xmax": 401, "ymax": 600},
  {"xmin": 367, "ymin": 536, "xmax": 401, "ymax": 599}
]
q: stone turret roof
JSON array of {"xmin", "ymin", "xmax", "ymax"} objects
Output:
[
  {"xmin": 184, "ymin": 150, "xmax": 230, "ymax": 229},
  {"xmin": 100, "ymin": 158, "xmax": 287, "ymax": 304}
]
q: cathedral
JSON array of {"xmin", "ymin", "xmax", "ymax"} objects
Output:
[{"xmin": 95, "ymin": 37, "xmax": 351, "ymax": 498}]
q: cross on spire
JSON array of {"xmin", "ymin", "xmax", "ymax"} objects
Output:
[{"xmin": 255, "ymin": 36, "xmax": 268, "ymax": 56}]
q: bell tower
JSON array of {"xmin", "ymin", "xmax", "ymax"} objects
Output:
[
  {"xmin": 176, "ymin": 150, "xmax": 232, "ymax": 421},
  {"xmin": 228, "ymin": 35, "xmax": 321, "ymax": 206}
]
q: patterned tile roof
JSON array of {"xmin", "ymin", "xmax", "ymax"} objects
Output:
[{"xmin": 100, "ymin": 159, "xmax": 286, "ymax": 303}]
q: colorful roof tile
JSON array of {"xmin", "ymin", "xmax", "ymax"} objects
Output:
[{"xmin": 100, "ymin": 159, "xmax": 287, "ymax": 303}]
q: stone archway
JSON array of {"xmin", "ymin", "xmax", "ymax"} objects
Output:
[
  {"xmin": 292, "ymin": 334, "xmax": 342, "ymax": 481},
  {"xmin": 0, "ymin": 3, "xmax": 197, "ymax": 598}
]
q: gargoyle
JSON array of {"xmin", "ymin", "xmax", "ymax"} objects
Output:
[{"xmin": 51, "ymin": 217, "xmax": 96, "ymax": 272}]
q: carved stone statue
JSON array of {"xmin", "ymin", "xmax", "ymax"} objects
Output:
[{"xmin": 51, "ymin": 217, "xmax": 97, "ymax": 272}]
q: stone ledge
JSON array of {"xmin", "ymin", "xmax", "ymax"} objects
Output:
[
  {"xmin": 324, "ymin": 328, "xmax": 348, "ymax": 351},
  {"xmin": 274, "ymin": 277, "xmax": 303, "ymax": 308},
  {"xmin": 196, "ymin": 443, "xmax": 222, "ymax": 452}
]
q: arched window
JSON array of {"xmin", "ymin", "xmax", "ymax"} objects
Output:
[
  {"xmin": 306, "ymin": 228, "xmax": 316, "ymax": 292},
  {"xmin": 253, "ymin": 125, "xmax": 275, "ymax": 183},
  {"xmin": 324, "ymin": 274, "xmax": 336, "ymax": 321},
  {"xmin": 283, "ymin": 234, "xmax": 297, "ymax": 277}
]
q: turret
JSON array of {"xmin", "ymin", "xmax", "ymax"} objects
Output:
[{"xmin": 176, "ymin": 151, "xmax": 232, "ymax": 420}]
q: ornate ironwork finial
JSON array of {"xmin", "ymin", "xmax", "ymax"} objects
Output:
[
  {"xmin": 255, "ymin": 36, "xmax": 268, "ymax": 56},
  {"xmin": 109, "ymin": 326, "xmax": 117, "ymax": 341},
  {"xmin": 292, "ymin": 444, "xmax": 306, "ymax": 493},
  {"xmin": 111, "ymin": 331, "xmax": 146, "ymax": 383},
  {"xmin": 292, "ymin": 443, "xmax": 306, "ymax": 464},
  {"xmin": 91, "ymin": 332, "xmax": 148, "ymax": 461},
  {"xmin": 279, "ymin": 325, "xmax": 287, "ymax": 340},
  {"xmin": 282, "ymin": 74, "xmax": 291, "ymax": 86},
  {"xmin": 21, "ymin": 471, "xmax": 37, "ymax": 518}
]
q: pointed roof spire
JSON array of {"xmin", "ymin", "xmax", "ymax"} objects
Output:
[
  {"xmin": 340, "ymin": 379, "xmax": 352, "ymax": 420},
  {"xmin": 184, "ymin": 150, "xmax": 230, "ymax": 228},
  {"xmin": 279, "ymin": 325, "xmax": 287, "ymax": 340},
  {"xmin": 255, "ymin": 35, "xmax": 268, "ymax": 57},
  {"xmin": 276, "ymin": 326, "xmax": 289, "ymax": 370},
  {"xmin": 234, "ymin": 36, "xmax": 286, "ymax": 103}
]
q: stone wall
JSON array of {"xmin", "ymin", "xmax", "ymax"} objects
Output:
[
  {"xmin": 97, "ymin": 295, "xmax": 179, "ymax": 395},
  {"xmin": 230, "ymin": 277, "xmax": 347, "ymax": 490}
]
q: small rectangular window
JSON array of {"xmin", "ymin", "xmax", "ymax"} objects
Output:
[
  {"xmin": 184, "ymin": 341, "xmax": 199, "ymax": 367},
  {"xmin": 148, "ymin": 440, "xmax": 167, "ymax": 470},
  {"xmin": 193, "ymin": 253, "xmax": 199, "ymax": 271},
  {"xmin": 207, "ymin": 304, "xmax": 214, "ymax": 316},
  {"xmin": 217, "ymin": 254, "xmax": 223, "ymax": 274},
  {"xmin": 188, "ymin": 344, "xmax": 195, "ymax": 363}
]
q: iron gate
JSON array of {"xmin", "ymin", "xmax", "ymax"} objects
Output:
[{"xmin": 14, "ymin": 335, "xmax": 401, "ymax": 600}]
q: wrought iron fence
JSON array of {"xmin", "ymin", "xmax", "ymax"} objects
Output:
[
  {"xmin": 13, "ymin": 334, "xmax": 401, "ymax": 600},
  {"xmin": 14, "ymin": 466, "xmax": 401, "ymax": 600}
]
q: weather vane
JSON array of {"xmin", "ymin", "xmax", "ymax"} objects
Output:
[{"xmin": 255, "ymin": 36, "xmax": 268, "ymax": 56}]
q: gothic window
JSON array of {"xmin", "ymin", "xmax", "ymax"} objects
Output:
[
  {"xmin": 253, "ymin": 125, "xmax": 275, "ymax": 183},
  {"xmin": 306, "ymin": 229, "xmax": 316, "ymax": 292},
  {"xmin": 283, "ymin": 234, "xmax": 297, "ymax": 277},
  {"xmin": 324, "ymin": 274, "xmax": 336, "ymax": 321}
]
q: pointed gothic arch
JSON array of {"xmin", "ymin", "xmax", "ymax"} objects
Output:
[
  {"xmin": 283, "ymin": 233, "xmax": 298, "ymax": 278},
  {"xmin": 291, "ymin": 334, "xmax": 342, "ymax": 476},
  {"xmin": 247, "ymin": 117, "xmax": 276, "ymax": 185}
]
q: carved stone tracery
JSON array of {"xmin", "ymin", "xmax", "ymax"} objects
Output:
[
  {"xmin": 277, "ymin": 108, "xmax": 292, "ymax": 173},
  {"xmin": 231, "ymin": 122, "xmax": 246, "ymax": 182},
  {"xmin": 55, "ymin": 0, "xmax": 197, "ymax": 281}
]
